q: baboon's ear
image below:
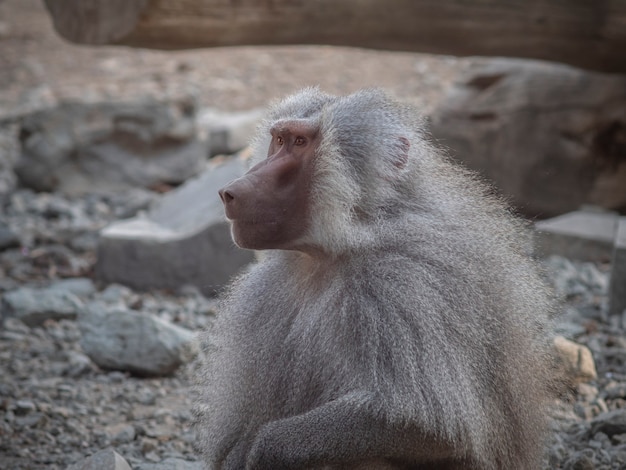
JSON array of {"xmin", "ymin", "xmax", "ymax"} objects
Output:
[{"xmin": 392, "ymin": 136, "xmax": 410, "ymax": 170}]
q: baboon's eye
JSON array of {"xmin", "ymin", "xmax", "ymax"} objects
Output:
[
  {"xmin": 294, "ymin": 136, "xmax": 307, "ymax": 146},
  {"xmin": 276, "ymin": 136, "xmax": 284, "ymax": 146}
]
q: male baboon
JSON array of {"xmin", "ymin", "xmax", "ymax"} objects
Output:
[{"xmin": 195, "ymin": 88, "xmax": 556, "ymax": 469}]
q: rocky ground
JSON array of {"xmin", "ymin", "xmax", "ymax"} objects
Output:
[
  {"xmin": 1, "ymin": 1, "xmax": 626, "ymax": 469},
  {"xmin": 1, "ymin": 190, "xmax": 626, "ymax": 470}
]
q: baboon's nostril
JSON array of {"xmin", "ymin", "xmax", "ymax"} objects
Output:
[{"xmin": 219, "ymin": 188, "xmax": 235, "ymax": 204}]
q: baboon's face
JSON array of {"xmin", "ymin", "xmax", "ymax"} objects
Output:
[{"xmin": 218, "ymin": 119, "xmax": 319, "ymax": 251}]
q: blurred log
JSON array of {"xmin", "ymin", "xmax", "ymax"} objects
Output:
[{"xmin": 44, "ymin": 0, "xmax": 626, "ymax": 73}]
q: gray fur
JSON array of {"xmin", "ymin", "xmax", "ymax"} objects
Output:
[{"xmin": 194, "ymin": 88, "xmax": 556, "ymax": 469}]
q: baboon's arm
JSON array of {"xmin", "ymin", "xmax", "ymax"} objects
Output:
[{"xmin": 244, "ymin": 391, "xmax": 457, "ymax": 470}]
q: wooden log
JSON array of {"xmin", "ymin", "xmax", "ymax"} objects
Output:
[{"xmin": 44, "ymin": 0, "xmax": 626, "ymax": 73}]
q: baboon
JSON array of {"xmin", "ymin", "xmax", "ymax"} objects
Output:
[{"xmin": 195, "ymin": 88, "xmax": 556, "ymax": 470}]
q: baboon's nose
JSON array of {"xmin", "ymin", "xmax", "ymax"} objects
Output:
[{"xmin": 219, "ymin": 188, "xmax": 235, "ymax": 205}]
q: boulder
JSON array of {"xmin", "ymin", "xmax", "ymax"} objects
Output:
[
  {"xmin": 1, "ymin": 286, "xmax": 84, "ymax": 327},
  {"xmin": 430, "ymin": 59, "xmax": 626, "ymax": 218},
  {"xmin": 535, "ymin": 210, "xmax": 619, "ymax": 262},
  {"xmin": 14, "ymin": 98, "xmax": 206, "ymax": 194},
  {"xmin": 197, "ymin": 108, "xmax": 263, "ymax": 157},
  {"xmin": 79, "ymin": 302, "xmax": 198, "ymax": 376},
  {"xmin": 96, "ymin": 155, "xmax": 254, "ymax": 296}
]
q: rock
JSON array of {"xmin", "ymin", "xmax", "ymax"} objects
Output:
[
  {"xmin": 64, "ymin": 350, "xmax": 97, "ymax": 377},
  {"xmin": 135, "ymin": 458, "xmax": 204, "ymax": 470},
  {"xmin": 430, "ymin": 59, "xmax": 626, "ymax": 218},
  {"xmin": 197, "ymin": 107, "xmax": 263, "ymax": 157},
  {"xmin": 1, "ymin": 286, "xmax": 84, "ymax": 327},
  {"xmin": 97, "ymin": 283, "xmax": 136, "ymax": 305},
  {"xmin": 535, "ymin": 210, "xmax": 619, "ymax": 262},
  {"xmin": 66, "ymin": 447, "xmax": 132, "ymax": 470},
  {"xmin": 605, "ymin": 382, "xmax": 626, "ymax": 400},
  {"xmin": 591, "ymin": 409, "xmax": 626, "ymax": 438},
  {"xmin": 14, "ymin": 99, "xmax": 206, "ymax": 194},
  {"xmin": 79, "ymin": 302, "xmax": 198, "ymax": 376},
  {"xmin": 609, "ymin": 217, "xmax": 626, "ymax": 316},
  {"xmin": 14, "ymin": 400, "xmax": 36, "ymax": 415},
  {"xmin": 105, "ymin": 423, "xmax": 137, "ymax": 444},
  {"xmin": 553, "ymin": 335, "xmax": 598, "ymax": 384},
  {"xmin": 95, "ymin": 155, "xmax": 255, "ymax": 296},
  {"xmin": 0, "ymin": 221, "xmax": 20, "ymax": 250},
  {"xmin": 48, "ymin": 277, "xmax": 96, "ymax": 299},
  {"xmin": 563, "ymin": 452, "xmax": 595, "ymax": 470}
]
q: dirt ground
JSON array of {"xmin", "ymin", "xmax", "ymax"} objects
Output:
[{"xmin": 0, "ymin": 0, "xmax": 462, "ymax": 119}]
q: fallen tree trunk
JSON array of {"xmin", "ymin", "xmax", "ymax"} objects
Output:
[{"xmin": 44, "ymin": 0, "xmax": 626, "ymax": 73}]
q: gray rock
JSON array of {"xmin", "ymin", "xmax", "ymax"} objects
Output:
[
  {"xmin": 15, "ymin": 99, "xmax": 206, "ymax": 194},
  {"xmin": 198, "ymin": 107, "xmax": 263, "ymax": 157},
  {"xmin": 563, "ymin": 452, "xmax": 595, "ymax": 470},
  {"xmin": 535, "ymin": 210, "xmax": 618, "ymax": 262},
  {"xmin": 64, "ymin": 350, "xmax": 97, "ymax": 377},
  {"xmin": 1, "ymin": 286, "xmax": 84, "ymax": 327},
  {"xmin": 48, "ymin": 278, "xmax": 97, "ymax": 299},
  {"xmin": 97, "ymin": 283, "xmax": 136, "ymax": 305},
  {"xmin": 106, "ymin": 423, "xmax": 136, "ymax": 444},
  {"xmin": 591, "ymin": 409, "xmax": 626, "ymax": 438},
  {"xmin": 430, "ymin": 59, "xmax": 626, "ymax": 218},
  {"xmin": 66, "ymin": 447, "xmax": 132, "ymax": 470},
  {"xmin": 0, "ymin": 221, "xmax": 20, "ymax": 250},
  {"xmin": 79, "ymin": 302, "xmax": 198, "ymax": 376},
  {"xmin": 96, "ymin": 155, "xmax": 255, "ymax": 296},
  {"xmin": 609, "ymin": 217, "xmax": 626, "ymax": 316},
  {"xmin": 14, "ymin": 400, "xmax": 36, "ymax": 415},
  {"xmin": 605, "ymin": 383, "xmax": 626, "ymax": 400},
  {"xmin": 135, "ymin": 458, "xmax": 203, "ymax": 470}
]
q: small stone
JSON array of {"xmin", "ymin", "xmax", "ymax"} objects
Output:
[
  {"xmin": 141, "ymin": 436, "xmax": 159, "ymax": 454},
  {"xmin": 66, "ymin": 447, "xmax": 132, "ymax": 470},
  {"xmin": 591, "ymin": 409, "xmax": 626, "ymax": 437},
  {"xmin": 79, "ymin": 302, "xmax": 198, "ymax": 376},
  {"xmin": 14, "ymin": 400, "xmax": 36, "ymax": 415},
  {"xmin": 563, "ymin": 452, "xmax": 595, "ymax": 470},
  {"xmin": 604, "ymin": 383, "xmax": 626, "ymax": 400},
  {"xmin": 613, "ymin": 433, "xmax": 626, "ymax": 444},
  {"xmin": 553, "ymin": 335, "xmax": 597, "ymax": 384},
  {"xmin": 98, "ymin": 283, "xmax": 135, "ymax": 304},
  {"xmin": 108, "ymin": 423, "xmax": 136, "ymax": 444},
  {"xmin": 0, "ymin": 222, "xmax": 20, "ymax": 250}
]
